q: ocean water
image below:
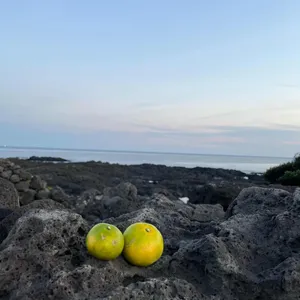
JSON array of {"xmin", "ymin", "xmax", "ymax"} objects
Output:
[{"xmin": 0, "ymin": 147, "xmax": 291, "ymax": 174}]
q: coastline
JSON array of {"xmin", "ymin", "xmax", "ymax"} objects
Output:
[
  {"xmin": 8, "ymin": 156, "xmax": 273, "ymax": 210},
  {"xmin": 0, "ymin": 145, "xmax": 292, "ymax": 159},
  {"xmin": 0, "ymin": 156, "xmax": 299, "ymax": 299},
  {"xmin": 0, "ymin": 158, "xmax": 300, "ymax": 300},
  {"xmin": 0, "ymin": 146, "xmax": 291, "ymax": 174}
]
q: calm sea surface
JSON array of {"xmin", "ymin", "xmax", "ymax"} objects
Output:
[{"xmin": 0, "ymin": 147, "xmax": 291, "ymax": 174}]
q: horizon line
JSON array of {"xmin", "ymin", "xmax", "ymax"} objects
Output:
[{"xmin": 0, "ymin": 145, "xmax": 292, "ymax": 160}]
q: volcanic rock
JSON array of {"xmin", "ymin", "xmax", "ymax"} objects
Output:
[
  {"xmin": 1, "ymin": 157, "xmax": 300, "ymax": 299},
  {"xmin": 10, "ymin": 174, "xmax": 20, "ymax": 183},
  {"xmin": 30, "ymin": 175, "xmax": 47, "ymax": 190},
  {"xmin": 20, "ymin": 189, "xmax": 36, "ymax": 205},
  {"xmin": 0, "ymin": 199, "xmax": 65, "ymax": 244},
  {"xmin": 0, "ymin": 177, "xmax": 19, "ymax": 209}
]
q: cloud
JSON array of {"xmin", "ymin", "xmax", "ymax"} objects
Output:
[
  {"xmin": 1, "ymin": 81, "xmax": 300, "ymax": 157},
  {"xmin": 276, "ymin": 84, "xmax": 300, "ymax": 89},
  {"xmin": 1, "ymin": 119, "xmax": 299, "ymax": 157},
  {"xmin": 2, "ymin": 99, "xmax": 300, "ymax": 138},
  {"xmin": 133, "ymin": 125, "xmax": 300, "ymax": 156}
]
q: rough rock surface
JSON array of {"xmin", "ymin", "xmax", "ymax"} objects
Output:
[
  {"xmin": 187, "ymin": 182, "xmax": 243, "ymax": 210},
  {"xmin": 9, "ymin": 158, "xmax": 270, "ymax": 208},
  {"xmin": 0, "ymin": 159, "xmax": 70, "ymax": 206},
  {"xmin": 1, "ymin": 158, "xmax": 300, "ymax": 299},
  {"xmin": 0, "ymin": 177, "xmax": 19, "ymax": 209},
  {"xmin": 78, "ymin": 183, "xmax": 145, "ymax": 222},
  {"xmin": 0, "ymin": 199, "xmax": 65, "ymax": 244}
]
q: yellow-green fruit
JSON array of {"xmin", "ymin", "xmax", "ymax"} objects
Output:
[
  {"xmin": 86, "ymin": 223, "xmax": 124, "ymax": 260},
  {"xmin": 122, "ymin": 222, "xmax": 164, "ymax": 267}
]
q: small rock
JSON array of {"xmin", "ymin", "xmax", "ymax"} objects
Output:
[
  {"xmin": 14, "ymin": 169, "xmax": 32, "ymax": 180},
  {"xmin": 103, "ymin": 182, "xmax": 138, "ymax": 200},
  {"xmin": 12, "ymin": 164, "xmax": 21, "ymax": 170},
  {"xmin": 20, "ymin": 189, "xmax": 36, "ymax": 205},
  {"xmin": 1, "ymin": 170, "xmax": 13, "ymax": 180},
  {"xmin": 15, "ymin": 181, "xmax": 30, "ymax": 192},
  {"xmin": 50, "ymin": 186, "xmax": 72, "ymax": 207},
  {"xmin": 0, "ymin": 166, "xmax": 4, "ymax": 173},
  {"xmin": 10, "ymin": 174, "xmax": 20, "ymax": 183},
  {"xmin": 76, "ymin": 188, "xmax": 102, "ymax": 207},
  {"xmin": 36, "ymin": 189, "xmax": 50, "ymax": 200},
  {"xmin": 30, "ymin": 175, "xmax": 47, "ymax": 190},
  {"xmin": 0, "ymin": 178, "xmax": 19, "ymax": 209},
  {"xmin": 80, "ymin": 184, "xmax": 144, "ymax": 222},
  {"xmin": 0, "ymin": 159, "xmax": 13, "ymax": 169}
]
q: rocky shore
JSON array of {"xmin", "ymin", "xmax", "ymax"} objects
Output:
[
  {"xmin": 7, "ymin": 157, "xmax": 276, "ymax": 208},
  {"xmin": 1, "ymin": 157, "xmax": 300, "ymax": 299}
]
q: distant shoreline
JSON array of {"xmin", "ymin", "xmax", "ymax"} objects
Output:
[
  {"xmin": 1, "ymin": 149, "xmax": 290, "ymax": 174},
  {"xmin": 0, "ymin": 146, "xmax": 291, "ymax": 160},
  {"xmin": 8, "ymin": 156, "xmax": 265, "ymax": 176}
]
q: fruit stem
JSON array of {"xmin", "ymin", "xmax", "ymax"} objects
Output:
[
  {"xmin": 107, "ymin": 226, "xmax": 111, "ymax": 230},
  {"xmin": 146, "ymin": 228, "xmax": 150, "ymax": 232}
]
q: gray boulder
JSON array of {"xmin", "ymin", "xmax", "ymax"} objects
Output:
[
  {"xmin": 1, "ymin": 185, "xmax": 300, "ymax": 299},
  {"xmin": 36, "ymin": 188, "xmax": 51, "ymax": 200},
  {"xmin": 1, "ymin": 170, "xmax": 13, "ymax": 179},
  {"xmin": 169, "ymin": 187, "xmax": 300, "ymax": 299},
  {"xmin": 14, "ymin": 168, "xmax": 32, "ymax": 180},
  {"xmin": 20, "ymin": 188, "xmax": 36, "ymax": 205},
  {"xmin": 225, "ymin": 186, "xmax": 293, "ymax": 218},
  {"xmin": 10, "ymin": 174, "xmax": 20, "ymax": 183},
  {"xmin": 0, "ymin": 158, "xmax": 15, "ymax": 169},
  {"xmin": 50, "ymin": 186, "xmax": 73, "ymax": 208},
  {"xmin": 103, "ymin": 182, "xmax": 138, "ymax": 200},
  {"xmin": 0, "ymin": 209, "xmax": 89, "ymax": 300},
  {"xmin": 15, "ymin": 180, "xmax": 30, "ymax": 192},
  {"xmin": 79, "ymin": 183, "xmax": 144, "ymax": 222},
  {"xmin": 30, "ymin": 175, "xmax": 47, "ymax": 190},
  {"xmin": 0, "ymin": 177, "xmax": 19, "ymax": 209},
  {"xmin": 0, "ymin": 199, "xmax": 65, "ymax": 244}
]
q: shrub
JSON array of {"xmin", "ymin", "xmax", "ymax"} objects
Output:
[
  {"xmin": 293, "ymin": 153, "xmax": 300, "ymax": 169},
  {"xmin": 278, "ymin": 169, "xmax": 300, "ymax": 186},
  {"xmin": 264, "ymin": 152, "xmax": 300, "ymax": 186},
  {"xmin": 264, "ymin": 162, "xmax": 294, "ymax": 183}
]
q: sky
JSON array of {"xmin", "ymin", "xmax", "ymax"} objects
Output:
[{"xmin": 0, "ymin": 0, "xmax": 300, "ymax": 157}]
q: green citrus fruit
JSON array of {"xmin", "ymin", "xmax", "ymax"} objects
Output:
[
  {"xmin": 86, "ymin": 223, "xmax": 124, "ymax": 260},
  {"xmin": 122, "ymin": 222, "xmax": 164, "ymax": 267}
]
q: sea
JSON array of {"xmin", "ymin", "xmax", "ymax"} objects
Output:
[{"xmin": 0, "ymin": 147, "xmax": 291, "ymax": 174}]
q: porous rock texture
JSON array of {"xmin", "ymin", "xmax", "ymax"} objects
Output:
[
  {"xmin": 9, "ymin": 158, "xmax": 270, "ymax": 207},
  {"xmin": 1, "ymin": 158, "xmax": 300, "ymax": 299},
  {"xmin": 0, "ymin": 178, "xmax": 19, "ymax": 209},
  {"xmin": 0, "ymin": 159, "xmax": 71, "ymax": 207}
]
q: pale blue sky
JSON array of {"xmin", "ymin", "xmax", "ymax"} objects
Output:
[{"xmin": 0, "ymin": 0, "xmax": 299, "ymax": 156}]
